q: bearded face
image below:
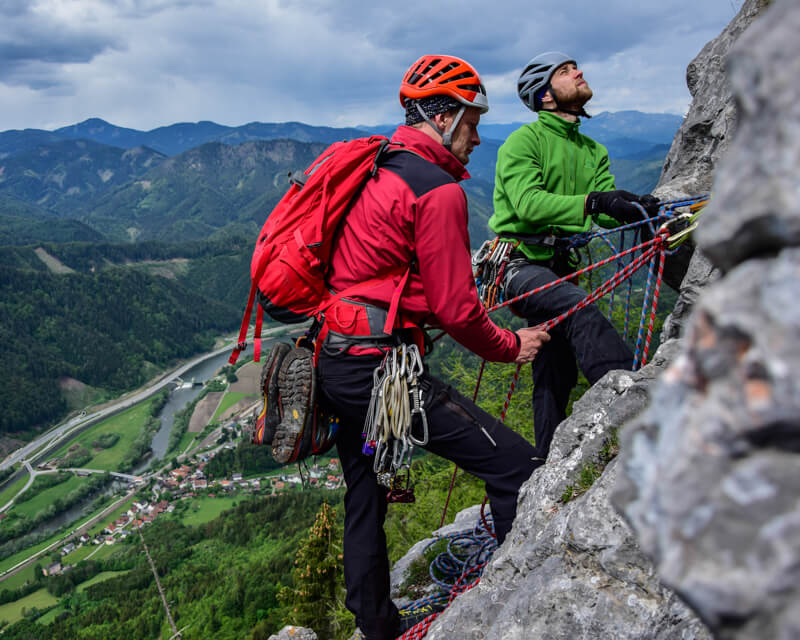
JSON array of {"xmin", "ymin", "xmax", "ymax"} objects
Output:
[{"xmin": 548, "ymin": 63, "xmax": 593, "ymax": 109}]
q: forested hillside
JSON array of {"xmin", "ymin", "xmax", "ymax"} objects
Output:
[
  {"xmin": 0, "ymin": 490, "xmax": 347, "ymax": 640},
  {"xmin": 0, "ymin": 240, "xmax": 251, "ymax": 435},
  {"xmin": 0, "ymin": 115, "xmax": 672, "ymax": 439}
]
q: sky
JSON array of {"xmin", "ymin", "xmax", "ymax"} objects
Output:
[{"xmin": 0, "ymin": 0, "xmax": 745, "ymax": 132}]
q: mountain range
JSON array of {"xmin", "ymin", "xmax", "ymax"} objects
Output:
[
  {"xmin": 0, "ymin": 112, "xmax": 679, "ymax": 436},
  {"xmin": 0, "ymin": 111, "xmax": 680, "ymax": 246}
]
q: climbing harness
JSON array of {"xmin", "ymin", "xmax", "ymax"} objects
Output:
[{"xmin": 363, "ymin": 343, "xmax": 428, "ymax": 503}]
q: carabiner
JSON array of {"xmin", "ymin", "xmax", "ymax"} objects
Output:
[{"xmin": 398, "ymin": 344, "xmax": 407, "ymax": 378}]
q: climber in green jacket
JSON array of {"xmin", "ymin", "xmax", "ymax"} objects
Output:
[{"xmin": 490, "ymin": 52, "xmax": 660, "ymax": 461}]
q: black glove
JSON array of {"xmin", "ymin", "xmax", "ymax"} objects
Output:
[
  {"xmin": 639, "ymin": 194, "xmax": 661, "ymax": 217},
  {"xmin": 585, "ymin": 190, "xmax": 646, "ymax": 225}
]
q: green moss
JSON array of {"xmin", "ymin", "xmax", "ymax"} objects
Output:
[{"xmin": 560, "ymin": 427, "xmax": 619, "ymax": 503}]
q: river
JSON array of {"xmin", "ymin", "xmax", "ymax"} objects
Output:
[{"xmin": 134, "ymin": 339, "xmax": 273, "ymax": 473}]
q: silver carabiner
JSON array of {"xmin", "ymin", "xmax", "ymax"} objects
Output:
[
  {"xmin": 410, "ymin": 344, "xmax": 424, "ymax": 377},
  {"xmin": 472, "ymin": 239, "xmax": 492, "ymax": 267},
  {"xmin": 409, "ymin": 405, "xmax": 429, "ymax": 446}
]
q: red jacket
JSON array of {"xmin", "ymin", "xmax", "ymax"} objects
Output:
[{"xmin": 327, "ymin": 125, "xmax": 519, "ymax": 362}]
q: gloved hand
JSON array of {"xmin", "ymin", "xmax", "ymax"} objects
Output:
[
  {"xmin": 639, "ymin": 194, "xmax": 661, "ymax": 217},
  {"xmin": 585, "ymin": 190, "xmax": 646, "ymax": 225}
]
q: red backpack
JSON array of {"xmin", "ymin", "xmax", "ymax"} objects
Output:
[{"xmin": 230, "ymin": 135, "xmax": 405, "ymax": 365}]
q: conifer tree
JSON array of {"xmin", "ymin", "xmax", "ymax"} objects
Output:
[{"xmin": 278, "ymin": 502, "xmax": 344, "ymax": 640}]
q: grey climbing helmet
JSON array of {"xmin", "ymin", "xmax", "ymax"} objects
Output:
[{"xmin": 517, "ymin": 52, "xmax": 576, "ymax": 112}]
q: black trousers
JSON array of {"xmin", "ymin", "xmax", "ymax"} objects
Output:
[
  {"xmin": 504, "ymin": 260, "xmax": 634, "ymax": 459},
  {"xmin": 318, "ymin": 348, "xmax": 538, "ymax": 640}
]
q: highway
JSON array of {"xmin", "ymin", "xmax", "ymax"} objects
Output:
[{"xmin": 0, "ymin": 325, "xmax": 290, "ymax": 473}]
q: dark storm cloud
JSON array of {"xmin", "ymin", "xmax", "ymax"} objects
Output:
[
  {"xmin": 0, "ymin": 0, "xmax": 742, "ymax": 130},
  {"xmin": 113, "ymin": 0, "xmax": 212, "ymax": 19},
  {"xmin": 0, "ymin": 3, "xmax": 121, "ymax": 88},
  {"xmin": 300, "ymin": 0, "xmax": 737, "ymax": 73},
  {"xmin": 0, "ymin": 0, "xmax": 205, "ymax": 89}
]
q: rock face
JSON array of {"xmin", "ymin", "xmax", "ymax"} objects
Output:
[
  {"xmin": 652, "ymin": 0, "xmax": 765, "ymax": 295},
  {"xmin": 613, "ymin": 3, "xmax": 800, "ymax": 640},
  {"xmin": 656, "ymin": 0, "xmax": 769, "ymax": 200},
  {"xmin": 695, "ymin": 0, "xmax": 800, "ymax": 272},
  {"xmin": 269, "ymin": 626, "xmax": 318, "ymax": 640},
  {"xmin": 424, "ymin": 344, "xmax": 710, "ymax": 640}
]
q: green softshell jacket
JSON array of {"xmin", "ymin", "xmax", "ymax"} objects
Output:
[{"xmin": 490, "ymin": 111, "xmax": 619, "ymax": 261}]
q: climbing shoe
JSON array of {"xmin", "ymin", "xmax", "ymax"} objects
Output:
[
  {"xmin": 252, "ymin": 342, "xmax": 291, "ymax": 446},
  {"xmin": 272, "ymin": 344, "xmax": 317, "ymax": 463}
]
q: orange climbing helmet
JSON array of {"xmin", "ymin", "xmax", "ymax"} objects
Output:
[{"xmin": 399, "ymin": 55, "xmax": 489, "ymax": 113}]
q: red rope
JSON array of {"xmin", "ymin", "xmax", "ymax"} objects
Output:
[
  {"xmin": 489, "ymin": 236, "xmax": 660, "ymax": 316},
  {"xmin": 500, "ymin": 364, "xmax": 522, "ymax": 423},
  {"xmin": 641, "ymin": 247, "xmax": 666, "ymax": 367}
]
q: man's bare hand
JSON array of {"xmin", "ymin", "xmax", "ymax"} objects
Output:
[{"xmin": 514, "ymin": 327, "xmax": 550, "ymax": 363}]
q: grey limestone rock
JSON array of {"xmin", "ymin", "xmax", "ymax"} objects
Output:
[
  {"xmin": 268, "ymin": 626, "xmax": 318, "ymax": 640},
  {"xmin": 424, "ymin": 343, "xmax": 710, "ymax": 640},
  {"xmin": 613, "ymin": 249, "xmax": 800, "ymax": 640},
  {"xmin": 614, "ymin": 3, "xmax": 800, "ymax": 640},
  {"xmin": 695, "ymin": 0, "xmax": 800, "ymax": 272},
  {"xmin": 656, "ymin": 0, "xmax": 768, "ymax": 200},
  {"xmin": 651, "ymin": 0, "xmax": 767, "ymax": 293}
]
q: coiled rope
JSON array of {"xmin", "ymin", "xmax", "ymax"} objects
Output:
[{"xmin": 397, "ymin": 505, "xmax": 496, "ymax": 639}]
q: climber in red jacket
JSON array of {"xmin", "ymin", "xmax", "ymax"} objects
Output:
[{"xmin": 317, "ymin": 55, "xmax": 549, "ymax": 640}]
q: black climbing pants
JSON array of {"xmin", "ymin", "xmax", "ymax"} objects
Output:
[
  {"xmin": 318, "ymin": 348, "xmax": 538, "ymax": 640},
  {"xmin": 504, "ymin": 259, "xmax": 634, "ymax": 460}
]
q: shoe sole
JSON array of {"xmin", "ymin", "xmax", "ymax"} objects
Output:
[
  {"xmin": 272, "ymin": 346, "xmax": 316, "ymax": 463},
  {"xmin": 252, "ymin": 342, "xmax": 291, "ymax": 445}
]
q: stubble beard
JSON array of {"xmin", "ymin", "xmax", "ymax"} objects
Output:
[{"xmin": 553, "ymin": 83, "xmax": 593, "ymax": 111}]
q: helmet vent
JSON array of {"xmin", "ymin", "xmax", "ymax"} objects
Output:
[
  {"xmin": 412, "ymin": 59, "xmax": 442, "ymax": 86},
  {"xmin": 457, "ymin": 83, "xmax": 486, "ymax": 96},
  {"xmin": 441, "ymin": 71, "xmax": 473, "ymax": 84}
]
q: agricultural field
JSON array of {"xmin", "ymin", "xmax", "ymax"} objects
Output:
[
  {"xmin": 10, "ymin": 475, "xmax": 87, "ymax": 520},
  {"xmin": 61, "ymin": 544, "xmax": 95, "ymax": 565},
  {"xmin": 0, "ymin": 566, "xmax": 37, "ymax": 592},
  {"xmin": 0, "ymin": 588, "xmax": 58, "ymax": 625},
  {"xmin": 212, "ymin": 391, "xmax": 257, "ymax": 421},
  {"xmin": 48, "ymin": 400, "xmax": 156, "ymax": 471},
  {"xmin": 174, "ymin": 496, "xmax": 238, "ymax": 527},
  {"xmin": 76, "ymin": 570, "xmax": 128, "ymax": 593},
  {"xmin": 0, "ymin": 476, "xmax": 28, "ymax": 510}
]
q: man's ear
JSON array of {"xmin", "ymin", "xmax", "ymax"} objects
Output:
[
  {"xmin": 431, "ymin": 111, "xmax": 450, "ymax": 131},
  {"xmin": 540, "ymin": 89, "xmax": 554, "ymax": 107}
]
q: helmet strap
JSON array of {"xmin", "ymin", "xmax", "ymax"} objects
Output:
[{"xmin": 414, "ymin": 101, "xmax": 466, "ymax": 149}]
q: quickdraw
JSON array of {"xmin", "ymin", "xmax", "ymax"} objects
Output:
[
  {"xmin": 363, "ymin": 343, "xmax": 428, "ymax": 502},
  {"xmin": 472, "ymin": 238, "xmax": 517, "ymax": 307}
]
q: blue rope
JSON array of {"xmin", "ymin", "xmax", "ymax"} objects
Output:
[{"xmin": 402, "ymin": 515, "xmax": 497, "ymax": 612}]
